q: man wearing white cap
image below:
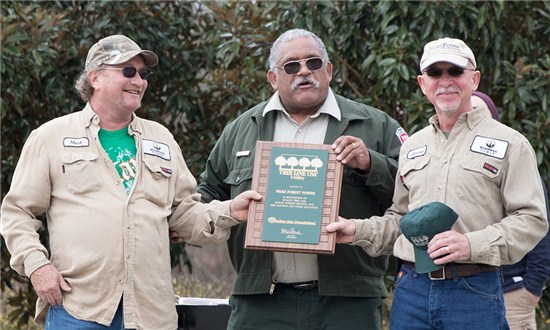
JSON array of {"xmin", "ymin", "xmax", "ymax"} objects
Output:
[
  {"xmin": 327, "ymin": 37, "xmax": 548, "ymax": 329},
  {"xmin": 1, "ymin": 34, "xmax": 260, "ymax": 329}
]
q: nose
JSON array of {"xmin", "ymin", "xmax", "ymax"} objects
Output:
[
  {"xmin": 437, "ymin": 73, "xmax": 454, "ymax": 86},
  {"xmin": 295, "ymin": 61, "xmax": 313, "ymax": 75}
]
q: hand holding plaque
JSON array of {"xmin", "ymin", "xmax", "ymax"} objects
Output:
[{"xmin": 245, "ymin": 141, "xmax": 343, "ymax": 254}]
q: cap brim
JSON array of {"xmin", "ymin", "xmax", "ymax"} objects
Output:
[
  {"xmin": 104, "ymin": 50, "xmax": 159, "ymax": 67},
  {"xmin": 413, "ymin": 247, "xmax": 443, "ymax": 274},
  {"xmin": 420, "ymin": 54, "xmax": 470, "ymax": 72}
]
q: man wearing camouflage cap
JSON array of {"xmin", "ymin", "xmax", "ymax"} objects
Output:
[
  {"xmin": 328, "ymin": 37, "xmax": 547, "ymax": 329},
  {"xmin": 1, "ymin": 34, "xmax": 260, "ymax": 329}
]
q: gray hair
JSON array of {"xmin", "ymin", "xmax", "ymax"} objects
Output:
[
  {"xmin": 74, "ymin": 61, "xmax": 103, "ymax": 102},
  {"xmin": 268, "ymin": 29, "xmax": 329, "ymax": 70}
]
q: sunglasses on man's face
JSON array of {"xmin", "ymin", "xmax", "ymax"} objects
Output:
[
  {"xmin": 279, "ymin": 57, "xmax": 325, "ymax": 75},
  {"xmin": 100, "ymin": 67, "xmax": 153, "ymax": 80},
  {"xmin": 424, "ymin": 66, "xmax": 474, "ymax": 78}
]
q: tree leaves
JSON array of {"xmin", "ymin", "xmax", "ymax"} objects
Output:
[{"xmin": 1, "ymin": 1, "xmax": 549, "ymax": 327}]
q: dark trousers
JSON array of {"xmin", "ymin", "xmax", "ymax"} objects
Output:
[{"xmin": 227, "ymin": 284, "xmax": 383, "ymax": 330}]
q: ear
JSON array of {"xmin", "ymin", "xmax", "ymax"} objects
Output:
[
  {"xmin": 267, "ymin": 70, "xmax": 278, "ymax": 90},
  {"xmin": 325, "ymin": 61, "xmax": 333, "ymax": 82},
  {"xmin": 471, "ymin": 70, "xmax": 481, "ymax": 90},
  {"xmin": 417, "ymin": 74, "xmax": 427, "ymax": 95},
  {"xmin": 88, "ymin": 70, "xmax": 101, "ymax": 89}
]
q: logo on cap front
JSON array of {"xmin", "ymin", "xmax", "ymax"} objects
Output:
[{"xmin": 410, "ymin": 235, "xmax": 430, "ymax": 249}]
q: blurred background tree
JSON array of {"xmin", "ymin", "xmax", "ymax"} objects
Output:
[{"xmin": 1, "ymin": 0, "xmax": 549, "ymax": 328}]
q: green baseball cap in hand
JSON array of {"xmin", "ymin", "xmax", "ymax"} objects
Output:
[{"xmin": 400, "ymin": 202, "xmax": 458, "ymax": 273}]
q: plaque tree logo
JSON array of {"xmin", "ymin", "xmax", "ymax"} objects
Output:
[{"xmin": 275, "ymin": 154, "xmax": 324, "ymax": 180}]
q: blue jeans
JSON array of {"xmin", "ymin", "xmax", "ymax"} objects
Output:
[
  {"xmin": 390, "ymin": 263, "xmax": 509, "ymax": 330},
  {"xmin": 45, "ymin": 303, "xmax": 123, "ymax": 330}
]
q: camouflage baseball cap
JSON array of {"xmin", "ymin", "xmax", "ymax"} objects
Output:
[{"xmin": 85, "ymin": 34, "xmax": 158, "ymax": 70}]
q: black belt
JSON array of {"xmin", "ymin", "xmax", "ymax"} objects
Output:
[
  {"xmin": 403, "ymin": 261, "xmax": 499, "ymax": 280},
  {"xmin": 276, "ymin": 280, "xmax": 319, "ymax": 290}
]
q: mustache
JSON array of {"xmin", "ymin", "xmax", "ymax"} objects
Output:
[
  {"xmin": 291, "ymin": 77, "xmax": 320, "ymax": 90},
  {"xmin": 435, "ymin": 87, "xmax": 460, "ymax": 95}
]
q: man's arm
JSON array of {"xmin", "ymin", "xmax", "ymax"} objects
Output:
[{"xmin": 523, "ymin": 179, "xmax": 550, "ymax": 299}]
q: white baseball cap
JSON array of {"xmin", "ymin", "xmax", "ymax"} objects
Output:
[{"xmin": 419, "ymin": 37, "xmax": 476, "ymax": 72}]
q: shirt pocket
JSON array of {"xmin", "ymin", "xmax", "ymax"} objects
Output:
[
  {"xmin": 224, "ymin": 167, "xmax": 253, "ymax": 197},
  {"xmin": 399, "ymin": 155, "xmax": 431, "ymax": 201},
  {"xmin": 61, "ymin": 152, "xmax": 103, "ymax": 194},
  {"xmin": 457, "ymin": 157, "xmax": 500, "ymax": 206},
  {"xmin": 142, "ymin": 157, "xmax": 173, "ymax": 206}
]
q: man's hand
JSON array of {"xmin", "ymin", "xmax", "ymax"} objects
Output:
[
  {"xmin": 326, "ymin": 217, "xmax": 356, "ymax": 243},
  {"xmin": 169, "ymin": 230, "xmax": 185, "ymax": 244},
  {"xmin": 332, "ymin": 135, "xmax": 371, "ymax": 171},
  {"xmin": 230, "ymin": 190, "xmax": 262, "ymax": 221},
  {"xmin": 30, "ymin": 264, "xmax": 72, "ymax": 305},
  {"xmin": 427, "ymin": 230, "xmax": 471, "ymax": 265}
]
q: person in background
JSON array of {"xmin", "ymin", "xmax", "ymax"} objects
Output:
[
  {"xmin": 0, "ymin": 34, "xmax": 260, "ymax": 330},
  {"xmin": 472, "ymin": 90, "xmax": 550, "ymax": 330},
  {"xmin": 327, "ymin": 37, "xmax": 548, "ymax": 329},
  {"xmin": 196, "ymin": 28, "xmax": 407, "ymax": 329}
]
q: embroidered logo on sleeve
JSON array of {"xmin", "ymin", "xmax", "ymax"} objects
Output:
[
  {"xmin": 470, "ymin": 136, "xmax": 508, "ymax": 159},
  {"xmin": 63, "ymin": 137, "xmax": 89, "ymax": 147},
  {"xmin": 396, "ymin": 127, "xmax": 409, "ymax": 144},
  {"xmin": 143, "ymin": 139, "xmax": 171, "ymax": 160},
  {"xmin": 407, "ymin": 145, "xmax": 427, "ymax": 159}
]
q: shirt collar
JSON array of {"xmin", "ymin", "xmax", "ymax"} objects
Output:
[
  {"xmin": 263, "ymin": 88, "xmax": 341, "ymax": 121},
  {"xmin": 429, "ymin": 105, "xmax": 489, "ymax": 131},
  {"xmin": 83, "ymin": 103, "xmax": 140, "ymax": 134}
]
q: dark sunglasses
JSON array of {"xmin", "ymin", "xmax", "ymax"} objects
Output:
[
  {"xmin": 100, "ymin": 67, "xmax": 153, "ymax": 80},
  {"xmin": 424, "ymin": 66, "xmax": 473, "ymax": 78},
  {"xmin": 279, "ymin": 57, "xmax": 325, "ymax": 75}
]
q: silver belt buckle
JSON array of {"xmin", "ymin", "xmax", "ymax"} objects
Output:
[{"xmin": 429, "ymin": 265, "xmax": 446, "ymax": 280}]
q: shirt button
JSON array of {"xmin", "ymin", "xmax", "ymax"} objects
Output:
[
  {"xmin": 297, "ymin": 129, "xmax": 303, "ymax": 134},
  {"xmin": 287, "ymin": 265, "xmax": 292, "ymax": 270},
  {"xmin": 114, "ymin": 180, "xmax": 119, "ymax": 185},
  {"xmin": 127, "ymin": 254, "xmax": 131, "ymax": 259},
  {"xmin": 236, "ymin": 176, "xmax": 241, "ymax": 183}
]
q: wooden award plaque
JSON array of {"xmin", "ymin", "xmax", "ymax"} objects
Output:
[{"xmin": 245, "ymin": 141, "xmax": 343, "ymax": 254}]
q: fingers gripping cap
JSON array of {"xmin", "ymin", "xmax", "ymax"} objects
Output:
[
  {"xmin": 419, "ymin": 37, "xmax": 476, "ymax": 72},
  {"xmin": 400, "ymin": 202, "xmax": 459, "ymax": 273},
  {"xmin": 85, "ymin": 34, "xmax": 158, "ymax": 70}
]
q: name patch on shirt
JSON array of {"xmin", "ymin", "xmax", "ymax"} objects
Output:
[
  {"xmin": 236, "ymin": 150, "xmax": 251, "ymax": 158},
  {"xmin": 143, "ymin": 139, "xmax": 171, "ymax": 161},
  {"xmin": 470, "ymin": 136, "xmax": 508, "ymax": 159},
  {"xmin": 407, "ymin": 146, "xmax": 427, "ymax": 159},
  {"xmin": 396, "ymin": 127, "xmax": 409, "ymax": 144},
  {"xmin": 63, "ymin": 137, "xmax": 89, "ymax": 148}
]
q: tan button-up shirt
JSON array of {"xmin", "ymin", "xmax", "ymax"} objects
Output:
[
  {"xmin": 1, "ymin": 104, "xmax": 238, "ymax": 329},
  {"xmin": 353, "ymin": 107, "xmax": 548, "ymax": 266}
]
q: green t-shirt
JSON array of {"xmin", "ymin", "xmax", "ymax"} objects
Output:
[{"xmin": 98, "ymin": 127, "xmax": 137, "ymax": 194}]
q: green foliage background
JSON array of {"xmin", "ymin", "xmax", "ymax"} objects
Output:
[{"xmin": 1, "ymin": 0, "xmax": 549, "ymax": 327}]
